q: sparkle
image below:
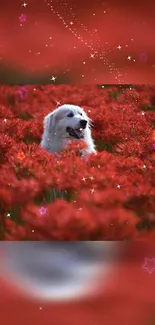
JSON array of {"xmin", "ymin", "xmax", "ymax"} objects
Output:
[
  {"xmin": 39, "ymin": 307, "xmax": 43, "ymax": 310},
  {"xmin": 117, "ymin": 184, "xmax": 121, "ymax": 189},
  {"xmin": 90, "ymin": 188, "xmax": 95, "ymax": 194},
  {"xmin": 22, "ymin": 2, "xmax": 27, "ymax": 7},
  {"xmin": 89, "ymin": 176, "xmax": 94, "ymax": 180},
  {"xmin": 90, "ymin": 53, "xmax": 95, "ymax": 59},
  {"xmin": 83, "ymin": 61, "xmax": 86, "ymax": 64},
  {"xmin": 117, "ymin": 45, "xmax": 122, "ymax": 50},
  {"xmin": 141, "ymin": 111, "xmax": 145, "ymax": 115},
  {"xmin": 70, "ymin": 21, "xmax": 73, "ymax": 25},
  {"xmin": 7, "ymin": 213, "xmax": 11, "ymax": 218},
  {"xmin": 4, "ymin": 118, "xmax": 7, "ymax": 122},
  {"xmin": 82, "ymin": 177, "xmax": 86, "ymax": 181},
  {"xmin": 127, "ymin": 56, "xmax": 131, "ymax": 60},
  {"xmin": 50, "ymin": 75, "xmax": 57, "ymax": 82},
  {"xmin": 143, "ymin": 165, "xmax": 147, "ymax": 169},
  {"xmin": 142, "ymin": 257, "xmax": 155, "ymax": 274},
  {"xmin": 32, "ymin": 230, "xmax": 34, "ymax": 233}
]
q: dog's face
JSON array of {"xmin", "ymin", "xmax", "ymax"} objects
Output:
[
  {"xmin": 45, "ymin": 104, "xmax": 90, "ymax": 140},
  {"xmin": 0, "ymin": 242, "xmax": 118, "ymax": 301}
]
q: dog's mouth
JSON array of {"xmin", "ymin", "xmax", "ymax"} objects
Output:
[{"xmin": 66, "ymin": 127, "xmax": 84, "ymax": 139}]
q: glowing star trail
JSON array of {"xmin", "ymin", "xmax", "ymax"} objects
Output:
[{"xmin": 44, "ymin": 0, "xmax": 125, "ymax": 83}]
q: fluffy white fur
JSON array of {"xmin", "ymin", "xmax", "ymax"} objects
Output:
[{"xmin": 41, "ymin": 104, "xmax": 96, "ymax": 155}]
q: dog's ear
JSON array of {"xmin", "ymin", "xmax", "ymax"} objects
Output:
[{"xmin": 44, "ymin": 111, "xmax": 56, "ymax": 134}]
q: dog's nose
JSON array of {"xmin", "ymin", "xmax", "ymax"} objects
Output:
[{"xmin": 80, "ymin": 120, "xmax": 87, "ymax": 129}]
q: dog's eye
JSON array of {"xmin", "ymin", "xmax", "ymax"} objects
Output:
[
  {"xmin": 67, "ymin": 112, "xmax": 74, "ymax": 117},
  {"xmin": 79, "ymin": 113, "xmax": 82, "ymax": 116}
]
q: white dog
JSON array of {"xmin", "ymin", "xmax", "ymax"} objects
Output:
[{"xmin": 41, "ymin": 104, "xmax": 96, "ymax": 155}]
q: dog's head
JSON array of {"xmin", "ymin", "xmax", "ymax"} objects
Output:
[{"xmin": 44, "ymin": 104, "xmax": 91, "ymax": 140}]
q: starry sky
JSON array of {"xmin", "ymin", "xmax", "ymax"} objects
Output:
[{"xmin": 0, "ymin": 0, "xmax": 155, "ymax": 83}]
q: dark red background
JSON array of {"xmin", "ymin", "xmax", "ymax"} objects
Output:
[{"xmin": 0, "ymin": 0, "xmax": 155, "ymax": 83}]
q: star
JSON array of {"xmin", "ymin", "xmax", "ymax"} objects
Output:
[
  {"xmin": 143, "ymin": 165, "xmax": 147, "ymax": 169},
  {"xmin": 89, "ymin": 176, "xmax": 94, "ymax": 180},
  {"xmin": 142, "ymin": 257, "xmax": 155, "ymax": 274},
  {"xmin": 117, "ymin": 184, "xmax": 121, "ymax": 189},
  {"xmin": 141, "ymin": 111, "xmax": 145, "ymax": 115},
  {"xmin": 18, "ymin": 86, "xmax": 27, "ymax": 98},
  {"xmin": 39, "ymin": 207, "xmax": 47, "ymax": 215},
  {"xmin": 127, "ymin": 56, "xmax": 131, "ymax": 60},
  {"xmin": 4, "ymin": 118, "xmax": 7, "ymax": 122},
  {"xmin": 90, "ymin": 188, "xmax": 95, "ymax": 194},
  {"xmin": 17, "ymin": 152, "xmax": 25, "ymax": 160},
  {"xmin": 50, "ymin": 76, "xmax": 57, "ymax": 82},
  {"xmin": 82, "ymin": 177, "xmax": 86, "ymax": 181},
  {"xmin": 139, "ymin": 52, "xmax": 147, "ymax": 62},
  {"xmin": 90, "ymin": 53, "xmax": 95, "ymax": 59},
  {"xmin": 19, "ymin": 14, "xmax": 27, "ymax": 23},
  {"xmin": 7, "ymin": 213, "xmax": 11, "ymax": 217},
  {"xmin": 117, "ymin": 45, "xmax": 122, "ymax": 50},
  {"xmin": 22, "ymin": 2, "xmax": 27, "ymax": 7}
]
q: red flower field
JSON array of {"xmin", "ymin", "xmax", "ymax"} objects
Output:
[{"xmin": 0, "ymin": 84, "xmax": 155, "ymax": 240}]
